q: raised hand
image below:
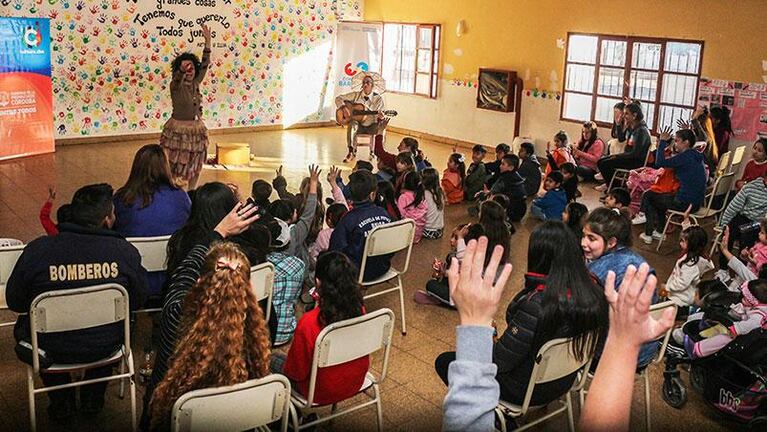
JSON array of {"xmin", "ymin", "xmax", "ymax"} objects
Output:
[
  {"xmin": 327, "ymin": 165, "xmax": 341, "ymax": 185},
  {"xmin": 659, "ymin": 126, "xmax": 673, "ymax": 142},
  {"xmin": 681, "ymin": 204, "xmax": 693, "ymax": 230},
  {"xmin": 603, "ymin": 264, "xmax": 675, "ymax": 347},
  {"xmin": 201, "ymin": 24, "xmax": 211, "ymax": 46},
  {"xmin": 308, "ymin": 164, "xmax": 321, "ymax": 194},
  {"xmin": 447, "ymin": 237, "xmax": 512, "ymax": 327},
  {"xmin": 676, "ymin": 118, "xmax": 691, "ymax": 130},
  {"xmin": 214, "ymin": 202, "xmax": 260, "ymax": 238},
  {"xmin": 275, "ymin": 164, "xmax": 283, "ymax": 179}
]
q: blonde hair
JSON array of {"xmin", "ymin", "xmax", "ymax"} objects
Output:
[{"xmin": 150, "ymin": 243, "xmax": 271, "ymax": 428}]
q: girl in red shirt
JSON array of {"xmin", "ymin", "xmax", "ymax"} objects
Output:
[
  {"xmin": 442, "ymin": 153, "xmax": 466, "ymax": 204},
  {"xmin": 281, "ymin": 251, "xmax": 369, "ymax": 405},
  {"xmin": 736, "ymin": 138, "xmax": 767, "ymax": 191}
]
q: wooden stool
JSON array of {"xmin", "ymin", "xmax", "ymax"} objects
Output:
[{"xmin": 216, "ymin": 143, "xmax": 250, "ymax": 165}]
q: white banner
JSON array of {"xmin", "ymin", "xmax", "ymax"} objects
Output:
[
  {"xmin": 132, "ymin": 0, "xmax": 237, "ymax": 49},
  {"xmin": 334, "ymin": 21, "xmax": 383, "ymax": 97}
]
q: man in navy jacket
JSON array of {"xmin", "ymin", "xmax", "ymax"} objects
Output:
[
  {"xmin": 329, "ymin": 170, "xmax": 392, "ymax": 281},
  {"xmin": 7, "ymin": 183, "xmax": 148, "ymax": 422}
]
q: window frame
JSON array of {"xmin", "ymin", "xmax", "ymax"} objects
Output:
[
  {"xmin": 380, "ymin": 21, "xmax": 441, "ymax": 99},
  {"xmin": 560, "ymin": 32, "xmax": 705, "ymax": 133}
]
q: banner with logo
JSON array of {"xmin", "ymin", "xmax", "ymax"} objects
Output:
[
  {"xmin": 334, "ymin": 21, "xmax": 383, "ymax": 99},
  {"xmin": 0, "ymin": 17, "xmax": 54, "ymax": 160}
]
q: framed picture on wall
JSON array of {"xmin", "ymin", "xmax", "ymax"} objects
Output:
[{"xmin": 477, "ymin": 69, "xmax": 517, "ymax": 112}]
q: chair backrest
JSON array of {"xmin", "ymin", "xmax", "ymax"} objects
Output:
[
  {"xmin": 250, "ymin": 262, "xmax": 275, "ymax": 322},
  {"xmin": 649, "ymin": 301, "xmax": 677, "ymax": 365},
  {"xmin": 358, "ymin": 219, "xmax": 416, "ymax": 283},
  {"xmin": 518, "ymin": 337, "xmax": 593, "ymax": 414},
  {"xmin": 729, "ymin": 145, "xmax": 745, "ymax": 173},
  {"xmin": 29, "ymin": 283, "xmax": 130, "ymax": 371},
  {"xmin": 127, "ymin": 235, "xmax": 172, "ymax": 272},
  {"xmin": 304, "ymin": 308, "xmax": 394, "ymax": 406},
  {"xmin": 0, "ymin": 244, "xmax": 25, "ymax": 309},
  {"xmin": 172, "ymin": 374, "xmax": 291, "ymax": 432},
  {"xmin": 701, "ymin": 172, "xmax": 735, "ymax": 216},
  {"xmin": 716, "ymin": 150, "xmax": 732, "ymax": 175}
]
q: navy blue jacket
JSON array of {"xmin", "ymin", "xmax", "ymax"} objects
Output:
[
  {"xmin": 655, "ymin": 140, "xmax": 707, "ymax": 207},
  {"xmin": 7, "ymin": 223, "xmax": 148, "ymax": 359},
  {"xmin": 329, "ymin": 201, "xmax": 393, "ymax": 281}
]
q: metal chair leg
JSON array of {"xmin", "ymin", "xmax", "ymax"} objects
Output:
[
  {"xmin": 27, "ymin": 367, "xmax": 37, "ymax": 432},
  {"xmin": 397, "ymin": 277, "xmax": 407, "ymax": 335}
]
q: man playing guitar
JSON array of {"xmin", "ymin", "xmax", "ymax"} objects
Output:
[{"xmin": 335, "ymin": 74, "xmax": 386, "ymax": 163}]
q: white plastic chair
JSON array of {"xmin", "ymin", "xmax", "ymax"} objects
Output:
[
  {"xmin": 578, "ymin": 301, "xmax": 677, "ymax": 432},
  {"xmin": 656, "ymin": 172, "xmax": 735, "ymax": 251},
  {"xmin": 26, "ymin": 283, "xmax": 137, "ymax": 431},
  {"xmin": 250, "ymin": 262, "xmax": 275, "ymax": 322},
  {"xmin": 715, "ymin": 150, "xmax": 732, "ymax": 178},
  {"xmin": 289, "ymin": 308, "xmax": 394, "ymax": 431},
  {"xmin": 171, "ymin": 374, "xmax": 292, "ymax": 432},
  {"xmin": 128, "ymin": 235, "xmax": 171, "ymax": 313},
  {"xmin": 0, "ymin": 243, "xmax": 25, "ymax": 327},
  {"xmin": 495, "ymin": 337, "xmax": 593, "ymax": 432},
  {"xmin": 358, "ymin": 219, "xmax": 415, "ymax": 335},
  {"xmin": 727, "ymin": 145, "xmax": 745, "ymax": 176}
]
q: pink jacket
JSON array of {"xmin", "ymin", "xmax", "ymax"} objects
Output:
[
  {"xmin": 397, "ymin": 190, "xmax": 427, "ymax": 243},
  {"xmin": 574, "ymin": 138, "xmax": 605, "ymax": 171}
]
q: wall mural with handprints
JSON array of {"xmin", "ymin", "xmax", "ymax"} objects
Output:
[{"xmin": 3, "ymin": 0, "xmax": 363, "ymax": 138}]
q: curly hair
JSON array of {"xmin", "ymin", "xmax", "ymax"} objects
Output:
[
  {"xmin": 315, "ymin": 251, "xmax": 364, "ymax": 325},
  {"xmin": 171, "ymin": 52, "xmax": 202, "ymax": 78},
  {"xmin": 150, "ymin": 243, "xmax": 271, "ymax": 428}
]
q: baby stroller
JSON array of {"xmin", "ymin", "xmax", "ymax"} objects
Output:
[{"xmin": 661, "ymin": 287, "xmax": 767, "ymax": 430}]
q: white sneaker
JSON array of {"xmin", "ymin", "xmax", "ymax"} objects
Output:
[
  {"xmin": 594, "ymin": 184, "xmax": 608, "ymax": 192},
  {"xmin": 652, "ymin": 231, "xmax": 665, "ymax": 240},
  {"xmin": 632, "ymin": 213, "xmax": 647, "ymax": 225},
  {"xmin": 715, "ymin": 269, "xmax": 731, "ymax": 284},
  {"xmin": 595, "ymin": 172, "xmax": 604, "ymax": 181},
  {"xmin": 639, "ymin": 233, "xmax": 654, "ymax": 244}
]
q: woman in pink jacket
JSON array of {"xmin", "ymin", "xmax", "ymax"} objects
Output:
[{"xmin": 573, "ymin": 121, "xmax": 605, "ymax": 181}]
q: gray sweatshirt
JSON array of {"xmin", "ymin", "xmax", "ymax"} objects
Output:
[{"xmin": 443, "ymin": 326, "xmax": 499, "ymax": 432}]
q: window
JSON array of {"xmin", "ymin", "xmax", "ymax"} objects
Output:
[
  {"xmin": 562, "ymin": 33, "xmax": 703, "ymax": 133},
  {"xmin": 382, "ymin": 23, "xmax": 440, "ymax": 98}
]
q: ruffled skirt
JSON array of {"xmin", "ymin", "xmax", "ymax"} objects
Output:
[{"xmin": 160, "ymin": 118, "xmax": 208, "ymax": 182}]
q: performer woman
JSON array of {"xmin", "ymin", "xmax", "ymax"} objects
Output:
[
  {"xmin": 161, "ymin": 24, "xmax": 211, "ymax": 190},
  {"xmin": 335, "ymin": 74, "xmax": 386, "ymax": 163}
]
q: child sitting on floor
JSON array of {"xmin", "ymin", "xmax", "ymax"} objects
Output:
[
  {"xmin": 563, "ymin": 202, "xmax": 588, "ymax": 239},
  {"xmin": 604, "ymin": 187, "xmax": 631, "ymax": 212},
  {"xmin": 531, "ymin": 171, "xmax": 567, "ymax": 221},
  {"xmin": 545, "ymin": 131, "xmax": 575, "ymax": 175},
  {"xmin": 421, "ymin": 168, "xmax": 446, "ymax": 239},
  {"xmin": 442, "ymin": 153, "xmax": 466, "ymax": 204},
  {"xmin": 463, "ymin": 145, "xmax": 488, "ymax": 201},
  {"xmin": 740, "ymin": 219, "xmax": 767, "ymax": 275},
  {"xmin": 309, "ymin": 203, "xmax": 348, "ymax": 261},
  {"xmin": 397, "ymin": 171, "xmax": 428, "ymax": 243},
  {"xmin": 658, "ymin": 225, "xmax": 714, "ymax": 314}
]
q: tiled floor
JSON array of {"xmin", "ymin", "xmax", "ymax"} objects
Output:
[{"xmin": 0, "ymin": 128, "xmax": 741, "ymax": 431}]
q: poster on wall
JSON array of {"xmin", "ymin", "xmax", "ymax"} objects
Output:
[
  {"xmin": 0, "ymin": 17, "xmax": 54, "ymax": 161},
  {"xmin": 698, "ymin": 78, "xmax": 767, "ymax": 140},
  {"xmin": 334, "ymin": 21, "xmax": 383, "ymax": 99}
]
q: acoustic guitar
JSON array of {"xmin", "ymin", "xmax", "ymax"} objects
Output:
[{"xmin": 335, "ymin": 102, "xmax": 398, "ymax": 126}]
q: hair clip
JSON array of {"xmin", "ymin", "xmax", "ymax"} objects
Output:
[
  {"xmin": 611, "ymin": 208, "xmax": 621, "ymax": 215},
  {"xmin": 457, "ymin": 154, "xmax": 466, "ymax": 164},
  {"xmin": 215, "ymin": 258, "xmax": 240, "ymax": 272}
]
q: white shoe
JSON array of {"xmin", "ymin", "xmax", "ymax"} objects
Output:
[
  {"xmin": 595, "ymin": 172, "xmax": 604, "ymax": 181},
  {"xmin": 639, "ymin": 233, "xmax": 654, "ymax": 244},
  {"xmin": 652, "ymin": 231, "xmax": 665, "ymax": 240},
  {"xmin": 715, "ymin": 269, "xmax": 731, "ymax": 284},
  {"xmin": 632, "ymin": 213, "xmax": 646, "ymax": 225},
  {"xmin": 594, "ymin": 184, "xmax": 608, "ymax": 192}
]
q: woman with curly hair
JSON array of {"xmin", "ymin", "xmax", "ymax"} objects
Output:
[
  {"xmin": 272, "ymin": 251, "xmax": 369, "ymax": 406},
  {"xmin": 160, "ymin": 24, "xmax": 212, "ymax": 190},
  {"xmin": 149, "ymin": 243, "xmax": 271, "ymax": 429}
]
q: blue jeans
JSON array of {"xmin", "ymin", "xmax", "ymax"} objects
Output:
[{"xmin": 531, "ymin": 204, "xmax": 547, "ymax": 220}]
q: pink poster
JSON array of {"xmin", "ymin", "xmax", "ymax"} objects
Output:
[{"xmin": 699, "ymin": 78, "xmax": 767, "ymax": 140}]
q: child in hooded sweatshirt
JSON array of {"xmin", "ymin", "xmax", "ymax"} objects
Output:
[
  {"xmin": 488, "ymin": 154, "xmax": 527, "ymax": 222},
  {"xmin": 517, "ymin": 141, "xmax": 542, "ymax": 197}
]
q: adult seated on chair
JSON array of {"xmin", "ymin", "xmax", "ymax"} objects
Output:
[
  {"xmin": 717, "ymin": 172, "xmax": 767, "ymax": 269},
  {"xmin": 6, "ymin": 183, "xmax": 149, "ymax": 423},
  {"xmin": 596, "ymin": 102, "xmax": 651, "ymax": 189},
  {"xmin": 335, "ymin": 74, "xmax": 386, "ymax": 163},
  {"xmin": 149, "ymin": 243, "xmax": 271, "ymax": 430},
  {"xmin": 113, "ymin": 144, "xmax": 191, "ymax": 299},
  {"xmin": 638, "ymin": 128, "xmax": 707, "ymax": 245},
  {"xmin": 434, "ymin": 221, "xmax": 608, "ymax": 406},
  {"xmin": 329, "ymin": 170, "xmax": 393, "ymax": 282}
]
